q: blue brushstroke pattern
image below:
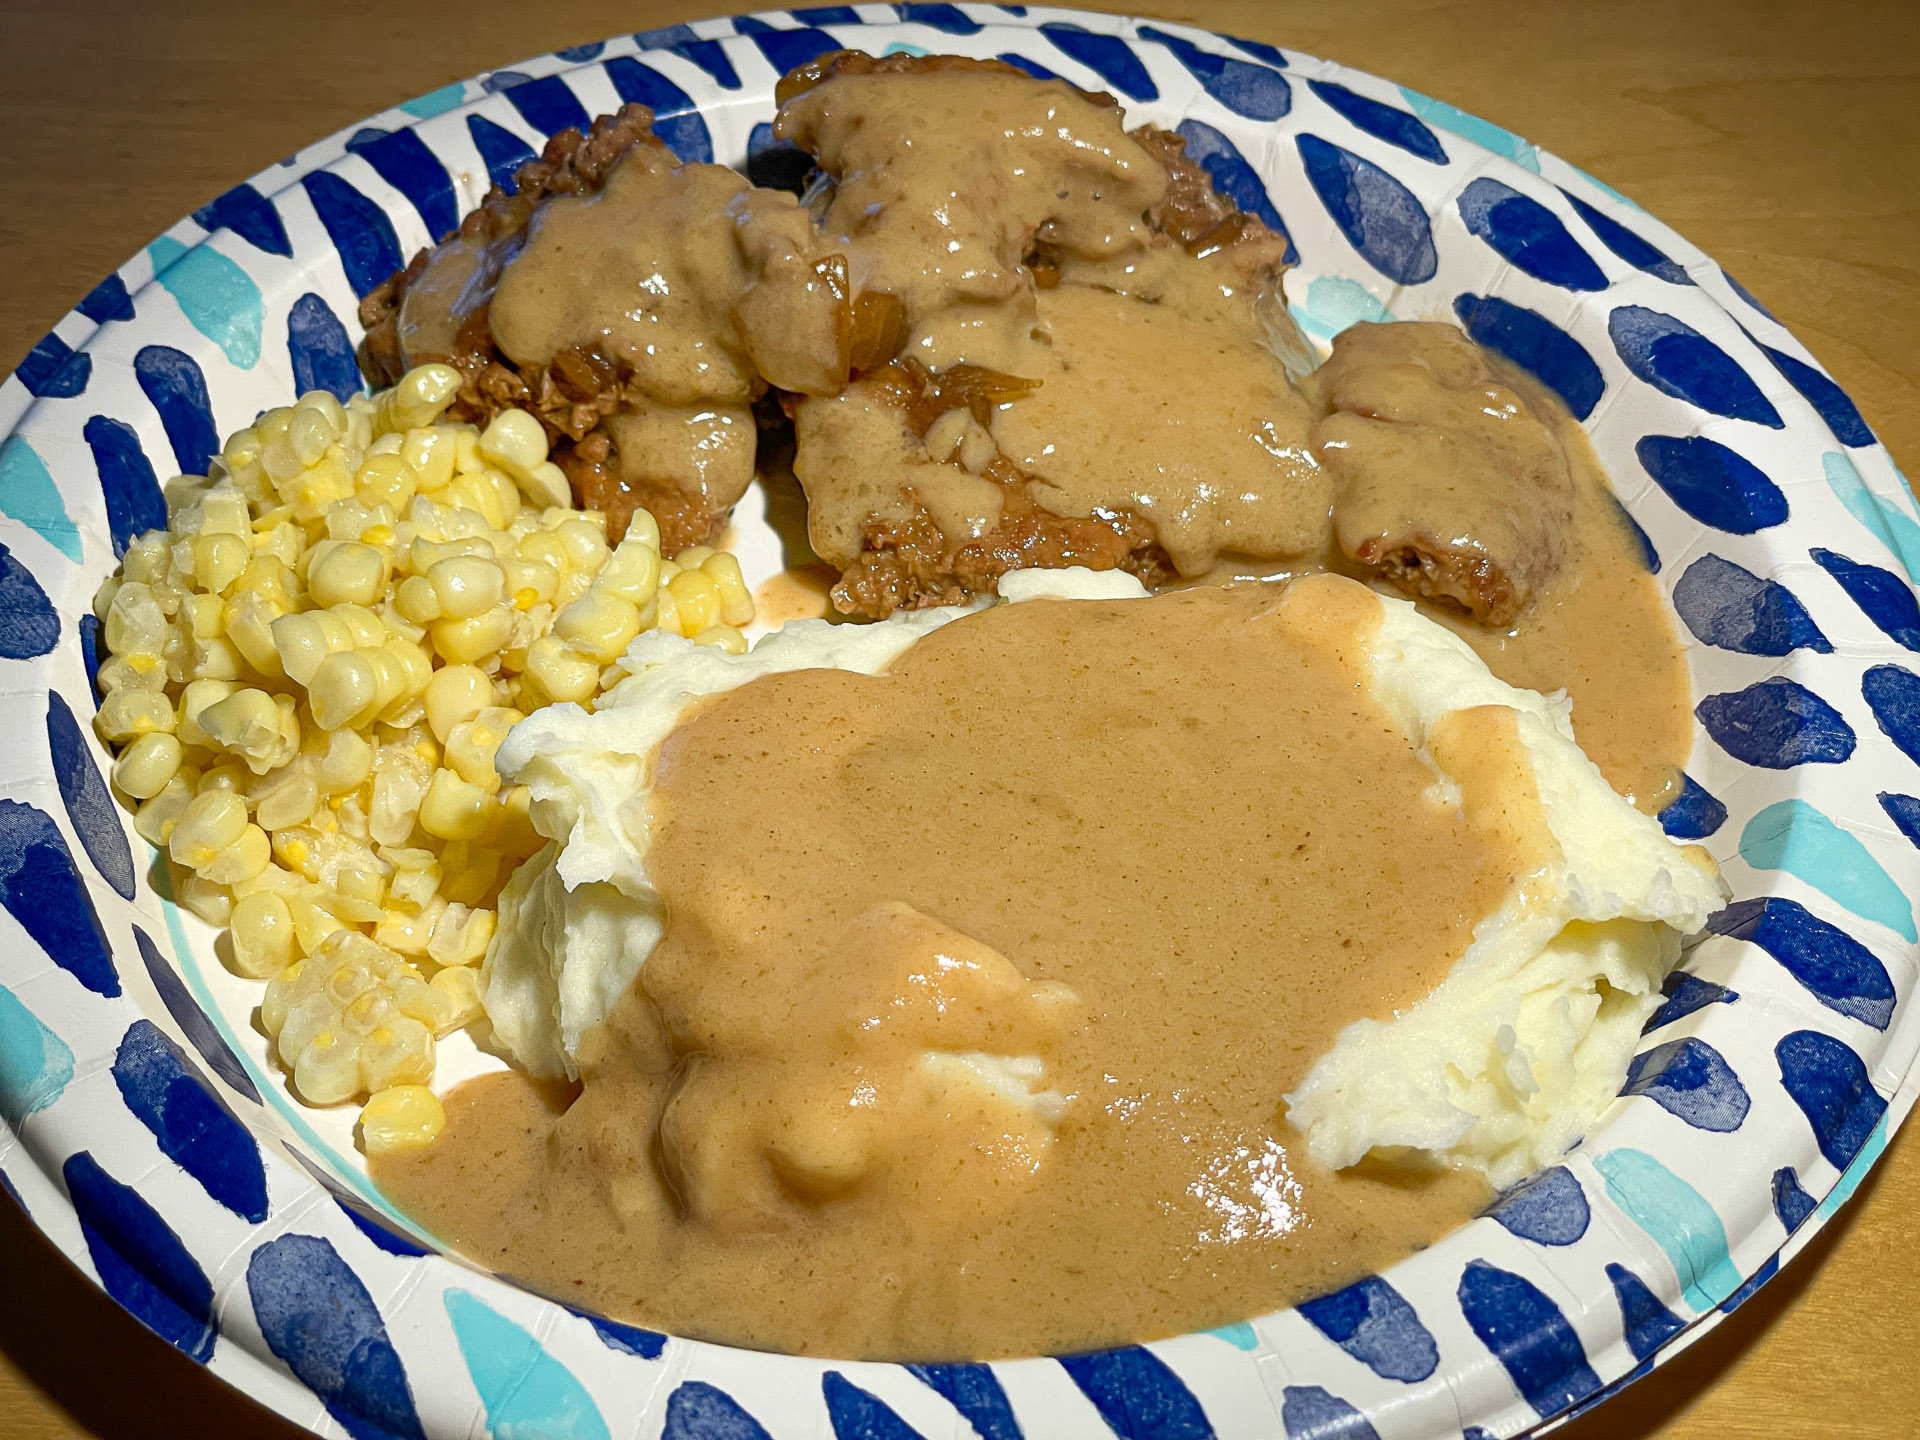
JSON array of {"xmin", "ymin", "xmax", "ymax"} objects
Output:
[
  {"xmin": 16, "ymin": 331, "xmax": 91, "ymax": 398},
  {"xmin": 467, "ymin": 115, "xmax": 537, "ymax": 192},
  {"xmin": 0, "ymin": 800, "xmax": 115, "ymax": 996},
  {"xmin": 662, "ymin": 1381, "xmax": 774, "ymax": 1440},
  {"xmin": 1608, "ymin": 307, "xmax": 1783, "ymax": 427},
  {"xmin": 1639, "ymin": 433, "xmax": 1789, "ymax": 533},
  {"xmin": 1306, "ymin": 80, "xmax": 1444, "ymax": 161},
  {"xmin": 46, "ymin": 690, "xmax": 133, "ymax": 897},
  {"xmin": 339, "ymin": 1200, "xmax": 432, "ymax": 1258},
  {"xmin": 346, "ymin": 128, "xmax": 459, "ymax": 240},
  {"xmin": 444, "ymin": 1288, "xmax": 610, "ymax": 1440},
  {"xmin": 1772, "ymin": 1166, "xmax": 1817, "ymax": 1233},
  {"xmin": 579, "ymin": 1309, "xmax": 666, "ymax": 1360},
  {"xmin": 908, "ymin": 1364, "xmax": 1022, "ymax": 1440},
  {"xmin": 1605, "ymin": 1263, "xmax": 1685, "ymax": 1361},
  {"xmin": 1298, "ymin": 134, "xmax": 1436, "ymax": 285},
  {"xmin": 1877, "ymin": 790, "xmax": 1920, "ymax": 851},
  {"xmin": 1756, "ymin": 342, "xmax": 1872, "ymax": 447},
  {"xmin": 1219, "ymin": 33, "xmax": 1286, "ymax": 67},
  {"xmin": 897, "ymin": 4, "xmax": 983, "ymax": 34},
  {"xmin": 0, "ymin": 542, "xmax": 59, "ymax": 657},
  {"xmin": 1645, "ymin": 971, "xmax": 1738, "ymax": 1031},
  {"xmin": 1821, "ymin": 451, "xmax": 1920, "ymax": 583},
  {"xmin": 302, "ymin": 172, "xmax": 404, "ymax": 299},
  {"xmin": 84, "ymin": 414, "xmax": 166, "ymax": 557},
  {"xmin": 1039, "ymin": 25, "xmax": 1160, "ymax": 100},
  {"xmin": 399, "ymin": 83, "xmax": 465, "ymax": 119},
  {"xmin": 743, "ymin": 26, "xmax": 845, "ymax": 77},
  {"xmin": 1457, "ymin": 1260, "xmax": 1602, "ymax": 1418},
  {"xmin": 1622, "ymin": 1037, "xmax": 1752, "ymax": 1131},
  {"xmin": 77, "ymin": 273, "xmax": 135, "ymax": 323},
  {"xmin": 64, "ymin": 1152, "xmax": 216, "ymax": 1362},
  {"xmin": 1398, "ymin": 86, "xmax": 1538, "ymax": 171},
  {"xmin": 1811, "ymin": 547, "xmax": 1920, "ymax": 650},
  {"xmin": 998, "ymin": 51, "xmax": 1059, "ymax": 80},
  {"xmin": 1280, "ymin": 1386, "xmax": 1380, "ymax": 1440},
  {"xmin": 1174, "ymin": 120, "xmax": 1290, "ymax": 250},
  {"xmin": 133, "ymin": 344, "xmax": 220, "ymax": 475},
  {"xmin": 248, "ymin": 1234, "xmax": 426, "ymax": 1440},
  {"xmin": 1297, "ymin": 1273, "xmax": 1439, "ymax": 1381},
  {"xmin": 554, "ymin": 41, "xmax": 606, "ymax": 61},
  {"xmin": 1452, "ymin": 294, "xmax": 1604, "ymax": 420},
  {"xmin": 1775, "ymin": 1030, "xmax": 1887, "ymax": 1170},
  {"xmin": 134, "ymin": 926, "xmax": 261, "ymax": 1101},
  {"xmin": 1484, "ymin": 1166, "xmax": 1591, "ymax": 1246},
  {"xmin": 112, "ymin": 1020, "xmax": 268, "ymax": 1222},
  {"xmin": 1456, "ymin": 178, "xmax": 1606, "ymax": 291},
  {"xmin": 1709, "ymin": 896, "xmax": 1896, "ymax": 1030},
  {"xmin": 1660, "ymin": 774, "xmax": 1729, "ymax": 840},
  {"xmin": 1740, "ymin": 798, "xmax": 1914, "ymax": 943},
  {"xmin": 0, "ymin": 436, "xmax": 83, "ymax": 560},
  {"xmin": 193, "ymin": 181, "xmax": 292, "ymax": 257},
  {"xmin": 146, "ymin": 235, "xmax": 264, "ymax": 370},
  {"xmin": 499, "ymin": 74, "xmax": 590, "ymax": 136},
  {"xmin": 1695, "ymin": 678, "xmax": 1854, "ymax": 768},
  {"xmin": 288, "ymin": 292, "xmax": 362, "ymax": 404},
  {"xmin": 791, "ymin": 7, "xmax": 861, "ymax": 25},
  {"xmin": 1559, "ymin": 189, "xmax": 1690, "ymax": 284},
  {"xmin": 1138, "ymin": 27, "xmax": 1290, "ymax": 121},
  {"xmin": 79, "ymin": 614, "xmax": 101, "ymax": 701},
  {"xmin": 605, "ymin": 57, "xmax": 714, "ymax": 164},
  {"xmin": 0, "ymin": 982, "xmax": 74, "ymax": 1124},
  {"xmin": 1672, "ymin": 553, "xmax": 1829, "ymax": 655},
  {"xmin": 1719, "ymin": 1254, "xmax": 1779, "ymax": 1314},
  {"xmin": 1722, "ymin": 269, "xmax": 1777, "ymax": 319},
  {"xmin": 1057, "ymin": 1347, "xmax": 1215, "ymax": 1439},
  {"xmin": 1862, "ymin": 663, "xmax": 1920, "ymax": 766},
  {"xmin": 824, "ymin": 1372, "xmax": 925, "ymax": 1439}
]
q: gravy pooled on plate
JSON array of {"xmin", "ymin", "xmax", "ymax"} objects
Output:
[{"xmin": 375, "ymin": 581, "xmax": 1505, "ymax": 1358}]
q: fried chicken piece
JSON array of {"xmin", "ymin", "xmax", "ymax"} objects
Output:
[{"xmin": 1309, "ymin": 321, "xmax": 1577, "ymax": 628}]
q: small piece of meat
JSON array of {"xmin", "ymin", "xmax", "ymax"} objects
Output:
[
  {"xmin": 1310, "ymin": 321, "xmax": 1578, "ymax": 628},
  {"xmin": 1131, "ymin": 125, "xmax": 1293, "ymax": 280}
]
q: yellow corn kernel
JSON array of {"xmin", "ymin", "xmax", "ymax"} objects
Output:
[
  {"xmin": 437, "ymin": 841, "xmax": 503, "ymax": 907},
  {"xmin": 355, "ymin": 451, "xmax": 418, "ymax": 513},
  {"xmin": 385, "ymin": 363, "xmax": 463, "ymax": 431},
  {"xmin": 288, "ymin": 893, "xmax": 347, "ymax": 955},
  {"xmin": 429, "ymin": 605, "xmax": 514, "ymax": 666},
  {"xmin": 485, "ymin": 784, "xmax": 543, "ymax": 859},
  {"xmin": 478, "ymin": 408, "xmax": 549, "ymax": 480},
  {"xmin": 199, "ymin": 761, "xmax": 251, "ymax": 794},
  {"xmin": 111, "ymin": 732, "xmax": 183, "ymax": 801},
  {"xmin": 360, "ymin": 1085, "xmax": 446, "ymax": 1155},
  {"xmin": 515, "ymin": 530, "xmax": 568, "ymax": 574},
  {"xmin": 96, "ymin": 688, "xmax": 178, "ymax": 744},
  {"xmin": 692, "ymin": 624, "xmax": 749, "ymax": 655},
  {"xmin": 394, "ymin": 574, "xmax": 442, "ymax": 624},
  {"xmin": 430, "ymin": 965, "xmax": 484, "ymax": 1025},
  {"xmin": 402, "ymin": 427, "xmax": 456, "ymax": 492},
  {"xmin": 175, "ymin": 679, "xmax": 238, "ymax": 747},
  {"xmin": 308, "ymin": 540, "xmax": 388, "ymax": 608},
  {"xmin": 230, "ymin": 861, "xmax": 304, "ymax": 900},
  {"xmin": 169, "ymin": 789, "xmax": 249, "ymax": 871},
  {"xmin": 419, "ymin": 664, "xmax": 489, "ymax": 743},
  {"xmin": 666, "ymin": 568, "xmax": 723, "ymax": 636},
  {"xmin": 254, "ymin": 762, "xmax": 320, "ymax": 832},
  {"xmin": 193, "ymin": 532, "xmax": 250, "ymax": 594},
  {"xmin": 133, "ymin": 775, "xmax": 197, "ymax": 846},
  {"xmin": 443, "ymin": 706, "xmax": 521, "ymax": 793},
  {"xmin": 223, "ymin": 591, "xmax": 285, "ymax": 678},
  {"xmin": 522, "ymin": 460, "xmax": 571, "ymax": 509},
  {"xmin": 270, "ymin": 613, "xmax": 334, "ymax": 688},
  {"xmin": 553, "ymin": 589, "xmax": 641, "ymax": 665},
  {"xmin": 427, "ymin": 553, "xmax": 506, "ymax": 620},
  {"xmin": 176, "ymin": 870, "xmax": 234, "ymax": 927},
  {"xmin": 376, "ymin": 896, "xmax": 445, "ymax": 956},
  {"xmin": 555, "ymin": 516, "xmax": 610, "ymax": 573},
  {"xmin": 196, "ymin": 688, "xmax": 289, "ymax": 773},
  {"xmin": 201, "ymin": 823, "xmax": 272, "ymax": 885},
  {"xmin": 428, "ymin": 903, "xmax": 495, "ymax": 967},
  {"xmin": 522, "ymin": 635, "xmax": 600, "ymax": 705},
  {"xmin": 230, "ymin": 890, "xmax": 295, "ymax": 978},
  {"xmin": 501, "ymin": 555, "xmax": 560, "ymax": 609},
  {"xmin": 183, "ymin": 592, "xmax": 224, "ymax": 640},
  {"xmin": 596, "ymin": 537, "xmax": 660, "ymax": 607},
  {"xmin": 622, "ymin": 507, "xmax": 662, "ymax": 553},
  {"xmin": 701, "ymin": 551, "xmax": 755, "ymax": 627},
  {"xmin": 308, "ymin": 650, "xmax": 380, "ymax": 731},
  {"xmin": 329, "ymin": 603, "xmax": 389, "ymax": 650},
  {"xmin": 656, "ymin": 558, "xmax": 681, "ymax": 586},
  {"xmin": 673, "ymin": 545, "xmax": 715, "ymax": 570},
  {"xmin": 418, "ymin": 769, "xmax": 490, "ymax": 841},
  {"xmin": 311, "ymin": 727, "xmax": 374, "ymax": 795}
]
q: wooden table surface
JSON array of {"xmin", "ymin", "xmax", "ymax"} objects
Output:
[{"xmin": 2, "ymin": 1, "xmax": 1917, "ymax": 1435}]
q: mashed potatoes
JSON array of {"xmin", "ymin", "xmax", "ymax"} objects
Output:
[{"xmin": 484, "ymin": 569, "xmax": 1722, "ymax": 1190}]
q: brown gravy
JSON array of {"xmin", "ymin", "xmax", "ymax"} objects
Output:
[{"xmin": 375, "ymin": 579, "xmax": 1513, "ymax": 1358}]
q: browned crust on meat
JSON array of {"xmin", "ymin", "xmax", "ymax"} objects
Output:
[
  {"xmin": 353, "ymin": 105, "xmax": 729, "ymax": 547},
  {"xmin": 1131, "ymin": 125, "xmax": 1294, "ymax": 277},
  {"xmin": 1353, "ymin": 538, "xmax": 1521, "ymax": 628}
]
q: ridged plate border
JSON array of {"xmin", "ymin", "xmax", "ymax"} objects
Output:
[{"xmin": 1, "ymin": 8, "xmax": 1916, "ymax": 1439}]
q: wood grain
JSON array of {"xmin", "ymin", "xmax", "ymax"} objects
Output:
[{"xmin": 3, "ymin": 2, "xmax": 1917, "ymax": 1435}]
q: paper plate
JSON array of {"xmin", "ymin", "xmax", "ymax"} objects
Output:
[{"xmin": 2, "ymin": 9, "xmax": 1915, "ymax": 1438}]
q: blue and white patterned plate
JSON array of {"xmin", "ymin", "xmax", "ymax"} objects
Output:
[{"xmin": 2, "ymin": 9, "xmax": 1916, "ymax": 1438}]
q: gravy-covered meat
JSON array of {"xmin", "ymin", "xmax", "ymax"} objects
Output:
[
  {"xmin": 359, "ymin": 105, "xmax": 848, "ymax": 550},
  {"xmin": 775, "ymin": 53, "xmax": 1322, "ymax": 616},
  {"xmin": 1310, "ymin": 321, "xmax": 1577, "ymax": 627}
]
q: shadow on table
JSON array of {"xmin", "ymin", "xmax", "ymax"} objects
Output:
[
  {"xmin": 1551, "ymin": 1135, "xmax": 1893, "ymax": 1440},
  {"xmin": 0, "ymin": 1187, "xmax": 304, "ymax": 1440}
]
